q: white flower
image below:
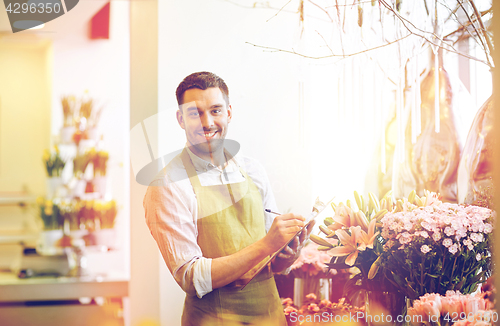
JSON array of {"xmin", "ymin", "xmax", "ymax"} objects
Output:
[
  {"xmin": 442, "ymin": 238, "xmax": 453, "ymax": 247},
  {"xmin": 448, "ymin": 244, "xmax": 459, "ymax": 254},
  {"xmin": 420, "ymin": 245, "xmax": 431, "ymax": 254},
  {"xmin": 476, "ymin": 253, "xmax": 481, "ymax": 261},
  {"xmin": 470, "ymin": 233, "xmax": 484, "ymax": 243},
  {"xmin": 444, "ymin": 226, "xmax": 454, "ymax": 236}
]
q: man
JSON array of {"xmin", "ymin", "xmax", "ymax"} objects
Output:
[{"xmin": 144, "ymin": 72, "xmax": 313, "ymax": 326}]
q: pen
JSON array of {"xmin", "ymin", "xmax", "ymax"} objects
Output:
[{"xmin": 264, "ymin": 208, "xmax": 281, "ymax": 215}]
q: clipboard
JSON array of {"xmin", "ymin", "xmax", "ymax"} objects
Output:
[{"xmin": 238, "ymin": 197, "xmax": 335, "ymax": 289}]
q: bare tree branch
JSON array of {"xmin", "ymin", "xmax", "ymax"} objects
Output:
[
  {"xmin": 307, "ymin": 0, "xmax": 334, "ymax": 22},
  {"xmin": 468, "ymin": 0, "xmax": 494, "ymax": 61},
  {"xmin": 455, "ymin": 0, "xmax": 491, "ymax": 66},
  {"xmin": 246, "ymin": 34, "xmax": 413, "ymax": 60},
  {"xmin": 442, "ymin": 8, "xmax": 491, "ymax": 40},
  {"xmin": 267, "ymin": 0, "xmax": 293, "ymax": 22},
  {"xmin": 316, "ymin": 30, "xmax": 334, "ymax": 55}
]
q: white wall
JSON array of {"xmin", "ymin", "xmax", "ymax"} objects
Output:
[
  {"xmin": 157, "ymin": 1, "xmax": 313, "ymax": 325},
  {"xmin": 48, "ymin": 1, "xmax": 131, "ymax": 276}
]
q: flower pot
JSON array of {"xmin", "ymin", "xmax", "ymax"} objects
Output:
[
  {"xmin": 72, "ymin": 179, "xmax": 87, "ymax": 198},
  {"xmin": 293, "ymin": 277, "xmax": 331, "ymax": 308},
  {"xmin": 365, "ymin": 291, "xmax": 407, "ymax": 326},
  {"xmin": 93, "ymin": 176, "xmax": 108, "ymax": 198},
  {"xmin": 37, "ymin": 229, "xmax": 64, "ymax": 256},
  {"xmin": 60, "ymin": 126, "xmax": 75, "ymax": 144},
  {"xmin": 46, "ymin": 176, "xmax": 63, "ymax": 198},
  {"xmin": 85, "ymin": 128, "xmax": 100, "ymax": 141},
  {"xmin": 87, "ymin": 228, "xmax": 116, "ymax": 250},
  {"xmin": 457, "ymin": 96, "xmax": 494, "ymax": 208}
]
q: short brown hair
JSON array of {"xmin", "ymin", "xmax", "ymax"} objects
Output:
[{"xmin": 176, "ymin": 72, "xmax": 229, "ymax": 106}]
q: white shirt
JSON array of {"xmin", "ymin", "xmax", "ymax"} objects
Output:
[{"xmin": 143, "ymin": 146, "xmax": 279, "ymax": 298}]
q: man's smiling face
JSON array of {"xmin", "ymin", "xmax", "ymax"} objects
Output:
[{"xmin": 177, "ymin": 87, "xmax": 232, "ymax": 159}]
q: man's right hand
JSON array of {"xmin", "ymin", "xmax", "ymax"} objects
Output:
[{"xmin": 264, "ymin": 213, "xmax": 305, "ymax": 252}]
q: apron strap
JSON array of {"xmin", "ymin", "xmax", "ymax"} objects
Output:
[{"xmin": 180, "ymin": 148, "xmax": 202, "ymax": 189}]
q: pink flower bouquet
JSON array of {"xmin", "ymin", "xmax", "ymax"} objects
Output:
[
  {"xmin": 290, "ymin": 241, "xmax": 338, "ymax": 279},
  {"xmin": 380, "ymin": 192, "xmax": 494, "ymax": 299},
  {"xmin": 407, "ymin": 291, "xmax": 496, "ymax": 326}
]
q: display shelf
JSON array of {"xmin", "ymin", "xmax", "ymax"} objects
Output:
[{"xmin": 0, "ymin": 195, "xmax": 36, "ymax": 207}]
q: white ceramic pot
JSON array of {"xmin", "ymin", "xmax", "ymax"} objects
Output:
[
  {"xmin": 72, "ymin": 179, "xmax": 87, "ymax": 198},
  {"xmin": 93, "ymin": 176, "xmax": 108, "ymax": 198},
  {"xmin": 60, "ymin": 126, "xmax": 75, "ymax": 144},
  {"xmin": 46, "ymin": 177, "xmax": 63, "ymax": 198},
  {"xmin": 86, "ymin": 128, "xmax": 100, "ymax": 141},
  {"xmin": 37, "ymin": 229, "xmax": 64, "ymax": 256},
  {"xmin": 91, "ymin": 228, "xmax": 116, "ymax": 250}
]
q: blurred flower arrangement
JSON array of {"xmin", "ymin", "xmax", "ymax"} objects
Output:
[
  {"xmin": 73, "ymin": 151, "xmax": 92, "ymax": 178},
  {"xmin": 380, "ymin": 193, "xmax": 494, "ymax": 300},
  {"xmin": 290, "ymin": 241, "xmax": 337, "ymax": 279},
  {"xmin": 37, "ymin": 198, "xmax": 118, "ymax": 232},
  {"xmin": 37, "ymin": 198, "xmax": 63, "ymax": 230},
  {"xmin": 73, "ymin": 148, "xmax": 109, "ymax": 177},
  {"xmin": 407, "ymin": 290, "xmax": 496, "ymax": 326},
  {"xmin": 282, "ymin": 294, "xmax": 366, "ymax": 326},
  {"xmin": 64, "ymin": 92, "xmax": 104, "ymax": 144},
  {"xmin": 43, "ymin": 146, "xmax": 66, "ymax": 177},
  {"xmin": 91, "ymin": 149, "xmax": 109, "ymax": 177},
  {"xmin": 61, "ymin": 95, "xmax": 76, "ymax": 128},
  {"xmin": 78, "ymin": 93, "xmax": 103, "ymax": 130}
]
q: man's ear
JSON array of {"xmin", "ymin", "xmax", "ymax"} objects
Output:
[
  {"xmin": 176, "ymin": 109, "xmax": 185, "ymax": 129},
  {"xmin": 227, "ymin": 104, "xmax": 232, "ymax": 123}
]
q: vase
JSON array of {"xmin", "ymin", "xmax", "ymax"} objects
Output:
[
  {"xmin": 293, "ymin": 278, "xmax": 331, "ymax": 308},
  {"xmin": 46, "ymin": 176, "xmax": 63, "ymax": 198},
  {"xmin": 457, "ymin": 96, "xmax": 494, "ymax": 209},
  {"xmin": 37, "ymin": 229, "xmax": 64, "ymax": 256},
  {"xmin": 365, "ymin": 291, "xmax": 407, "ymax": 326},
  {"xmin": 60, "ymin": 126, "xmax": 75, "ymax": 144},
  {"xmin": 93, "ymin": 176, "xmax": 108, "ymax": 198},
  {"xmin": 87, "ymin": 228, "xmax": 116, "ymax": 251},
  {"xmin": 85, "ymin": 127, "xmax": 100, "ymax": 141},
  {"xmin": 392, "ymin": 61, "xmax": 465, "ymax": 202},
  {"xmin": 72, "ymin": 179, "xmax": 87, "ymax": 198}
]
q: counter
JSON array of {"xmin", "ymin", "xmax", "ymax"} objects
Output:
[{"xmin": 0, "ymin": 272, "xmax": 129, "ymax": 326}]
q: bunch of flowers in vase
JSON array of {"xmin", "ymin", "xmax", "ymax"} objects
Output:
[
  {"xmin": 37, "ymin": 197, "xmax": 63, "ymax": 231},
  {"xmin": 43, "ymin": 146, "xmax": 67, "ymax": 198},
  {"xmin": 310, "ymin": 191, "xmax": 396, "ymax": 304},
  {"xmin": 289, "ymin": 241, "xmax": 339, "ymax": 308},
  {"xmin": 91, "ymin": 149, "xmax": 109, "ymax": 197},
  {"xmin": 282, "ymin": 294, "xmax": 366, "ymax": 326},
  {"xmin": 91, "ymin": 149, "xmax": 109, "ymax": 177},
  {"xmin": 407, "ymin": 290, "xmax": 496, "ymax": 326},
  {"xmin": 312, "ymin": 189, "xmax": 495, "ymax": 326},
  {"xmin": 36, "ymin": 197, "xmax": 66, "ymax": 255},
  {"xmin": 60, "ymin": 96, "xmax": 77, "ymax": 143},
  {"xmin": 379, "ymin": 191, "xmax": 494, "ymax": 300},
  {"xmin": 78, "ymin": 92, "xmax": 103, "ymax": 140},
  {"xmin": 43, "ymin": 146, "xmax": 66, "ymax": 177}
]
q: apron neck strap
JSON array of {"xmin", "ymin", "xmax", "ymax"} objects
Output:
[{"xmin": 181, "ymin": 148, "xmax": 202, "ymax": 189}]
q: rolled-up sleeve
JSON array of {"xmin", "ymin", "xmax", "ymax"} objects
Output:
[{"xmin": 144, "ymin": 177, "xmax": 213, "ymax": 298}]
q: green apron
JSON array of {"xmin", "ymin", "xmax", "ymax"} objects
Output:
[{"xmin": 180, "ymin": 148, "xmax": 286, "ymax": 326}]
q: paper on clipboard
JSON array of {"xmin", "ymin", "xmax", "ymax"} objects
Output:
[{"xmin": 238, "ymin": 197, "xmax": 335, "ymax": 289}]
